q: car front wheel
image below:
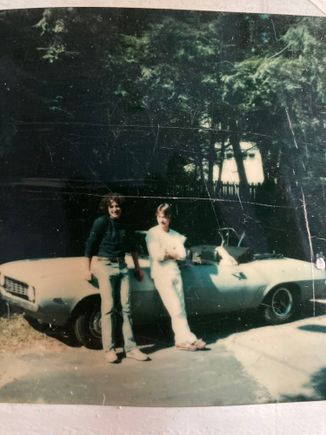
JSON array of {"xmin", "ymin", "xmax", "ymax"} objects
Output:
[
  {"xmin": 73, "ymin": 303, "xmax": 102, "ymax": 349},
  {"xmin": 261, "ymin": 285, "xmax": 299, "ymax": 324}
]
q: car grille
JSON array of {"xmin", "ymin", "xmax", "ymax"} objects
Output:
[{"xmin": 4, "ymin": 277, "xmax": 29, "ymax": 300}]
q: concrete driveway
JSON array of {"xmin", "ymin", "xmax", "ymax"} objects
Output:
[{"xmin": 222, "ymin": 300, "xmax": 326, "ymax": 402}]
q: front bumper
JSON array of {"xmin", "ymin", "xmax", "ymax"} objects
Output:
[{"xmin": 0, "ymin": 285, "xmax": 39, "ymax": 313}]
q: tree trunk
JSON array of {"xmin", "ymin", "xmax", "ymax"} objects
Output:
[
  {"xmin": 229, "ymin": 119, "xmax": 249, "ymax": 197},
  {"xmin": 207, "ymin": 123, "xmax": 216, "ymax": 195}
]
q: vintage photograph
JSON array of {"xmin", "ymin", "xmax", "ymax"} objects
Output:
[{"xmin": 0, "ymin": 6, "xmax": 326, "ymax": 407}]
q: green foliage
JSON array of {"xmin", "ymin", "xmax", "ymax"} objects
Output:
[{"xmin": 0, "ymin": 9, "xmax": 325, "ymax": 200}]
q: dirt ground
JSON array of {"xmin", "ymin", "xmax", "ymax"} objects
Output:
[
  {"xmin": 0, "ymin": 314, "xmax": 67, "ymax": 354},
  {"xmin": 0, "ymin": 314, "xmax": 68, "ymax": 393}
]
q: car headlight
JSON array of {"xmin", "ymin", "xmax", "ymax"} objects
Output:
[{"xmin": 27, "ymin": 285, "xmax": 36, "ymax": 302}]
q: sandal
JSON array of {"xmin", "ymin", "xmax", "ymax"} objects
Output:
[
  {"xmin": 194, "ymin": 339, "xmax": 206, "ymax": 350},
  {"xmin": 176, "ymin": 342, "xmax": 197, "ymax": 351}
]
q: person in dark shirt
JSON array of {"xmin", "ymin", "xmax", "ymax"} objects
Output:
[{"xmin": 84, "ymin": 193, "xmax": 148, "ymax": 363}]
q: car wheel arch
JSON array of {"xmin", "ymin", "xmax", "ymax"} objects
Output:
[
  {"xmin": 260, "ymin": 282, "xmax": 302, "ymax": 324},
  {"xmin": 70, "ymin": 294, "xmax": 101, "ymax": 321},
  {"xmin": 69, "ymin": 295, "xmax": 102, "ymax": 349},
  {"xmin": 262, "ymin": 282, "xmax": 302, "ymax": 302}
]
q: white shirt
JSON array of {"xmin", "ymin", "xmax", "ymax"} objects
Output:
[{"xmin": 146, "ymin": 225, "xmax": 186, "ymax": 279}]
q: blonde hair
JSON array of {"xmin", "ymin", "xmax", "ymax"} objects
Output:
[{"xmin": 156, "ymin": 203, "xmax": 172, "ymax": 217}]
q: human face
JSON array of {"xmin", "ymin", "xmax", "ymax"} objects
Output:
[
  {"xmin": 156, "ymin": 212, "xmax": 171, "ymax": 232},
  {"xmin": 108, "ymin": 200, "xmax": 122, "ymax": 220}
]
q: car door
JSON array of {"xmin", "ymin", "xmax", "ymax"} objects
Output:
[{"xmin": 181, "ymin": 257, "xmax": 247, "ymax": 316}]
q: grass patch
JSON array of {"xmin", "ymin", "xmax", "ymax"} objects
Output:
[{"xmin": 0, "ymin": 314, "xmax": 53, "ymax": 352}]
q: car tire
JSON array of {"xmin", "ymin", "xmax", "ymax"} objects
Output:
[
  {"xmin": 74, "ymin": 303, "xmax": 103, "ymax": 349},
  {"xmin": 261, "ymin": 285, "xmax": 299, "ymax": 324}
]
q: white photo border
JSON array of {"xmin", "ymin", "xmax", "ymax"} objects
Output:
[{"xmin": 0, "ymin": 1, "xmax": 325, "ymax": 434}]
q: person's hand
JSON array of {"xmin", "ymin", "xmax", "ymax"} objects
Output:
[
  {"xmin": 134, "ymin": 268, "xmax": 145, "ymax": 281},
  {"xmin": 84, "ymin": 270, "xmax": 93, "ymax": 281},
  {"xmin": 164, "ymin": 249, "xmax": 178, "ymax": 260}
]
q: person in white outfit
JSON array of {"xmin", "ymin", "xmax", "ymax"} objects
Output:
[{"xmin": 146, "ymin": 203, "xmax": 206, "ymax": 351}]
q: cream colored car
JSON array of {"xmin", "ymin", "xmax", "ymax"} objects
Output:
[{"xmin": 1, "ymin": 229, "xmax": 325, "ymax": 349}]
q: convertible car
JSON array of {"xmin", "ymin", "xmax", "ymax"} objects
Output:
[{"xmin": 1, "ymin": 228, "xmax": 325, "ymax": 349}]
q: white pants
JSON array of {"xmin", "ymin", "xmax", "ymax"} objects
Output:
[{"xmin": 154, "ymin": 271, "xmax": 197, "ymax": 345}]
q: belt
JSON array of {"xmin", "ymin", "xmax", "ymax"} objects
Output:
[{"xmin": 99, "ymin": 256, "xmax": 125, "ymax": 263}]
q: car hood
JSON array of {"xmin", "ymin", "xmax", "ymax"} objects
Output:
[{"xmin": 0, "ymin": 257, "xmax": 85, "ymax": 282}]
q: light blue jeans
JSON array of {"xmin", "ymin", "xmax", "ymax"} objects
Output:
[{"xmin": 93, "ymin": 257, "xmax": 136, "ymax": 352}]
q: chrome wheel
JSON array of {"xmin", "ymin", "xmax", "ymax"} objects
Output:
[
  {"xmin": 74, "ymin": 303, "xmax": 102, "ymax": 349},
  {"xmin": 88, "ymin": 309, "xmax": 102, "ymax": 340},
  {"xmin": 261, "ymin": 285, "xmax": 298, "ymax": 324},
  {"xmin": 270, "ymin": 286, "xmax": 293, "ymax": 318}
]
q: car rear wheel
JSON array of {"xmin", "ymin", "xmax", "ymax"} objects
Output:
[
  {"xmin": 261, "ymin": 285, "xmax": 299, "ymax": 324},
  {"xmin": 73, "ymin": 303, "xmax": 102, "ymax": 349}
]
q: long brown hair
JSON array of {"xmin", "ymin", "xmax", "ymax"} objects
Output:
[{"xmin": 100, "ymin": 193, "xmax": 125, "ymax": 214}]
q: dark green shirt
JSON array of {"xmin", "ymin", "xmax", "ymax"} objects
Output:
[{"xmin": 84, "ymin": 215, "xmax": 137, "ymax": 258}]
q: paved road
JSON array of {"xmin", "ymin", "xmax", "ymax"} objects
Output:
[{"xmin": 0, "ymin": 300, "xmax": 325, "ymax": 406}]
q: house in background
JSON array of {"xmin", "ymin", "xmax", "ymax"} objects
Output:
[{"xmin": 213, "ymin": 141, "xmax": 264, "ymax": 185}]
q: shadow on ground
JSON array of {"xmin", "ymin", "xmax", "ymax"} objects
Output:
[
  {"xmin": 281, "ymin": 367, "xmax": 326, "ymax": 402},
  {"xmin": 4, "ymin": 297, "xmax": 326, "ymax": 358},
  {"xmin": 298, "ymin": 324, "xmax": 326, "ymax": 333},
  {"xmin": 21, "ymin": 309, "xmax": 259, "ymax": 355},
  {"xmin": 24, "ymin": 316, "xmax": 83, "ymax": 348},
  {"xmin": 133, "ymin": 311, "xmax": 259, "ymax": 355}
]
